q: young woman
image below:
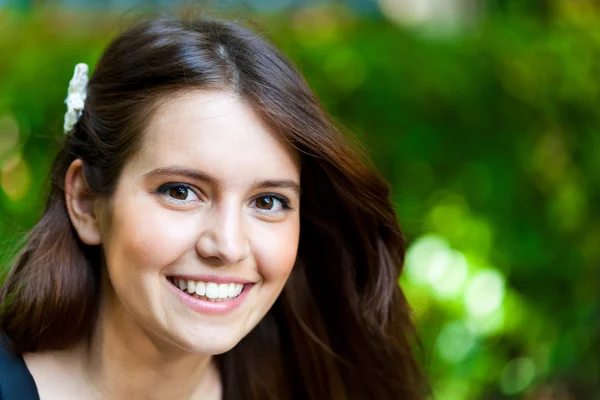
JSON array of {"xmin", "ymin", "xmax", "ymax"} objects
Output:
[{"xmin": 0, "ymin": 15, "xmax": 425, "ymax": 399}]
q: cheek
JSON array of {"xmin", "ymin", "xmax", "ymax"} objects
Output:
[
  {"xmin": 102, "ymin": 198, "xmax": 198, "ymax": 275},
  {"xmin": 252, "ymin": 217, "xmax": 300, "ymax": 283}
]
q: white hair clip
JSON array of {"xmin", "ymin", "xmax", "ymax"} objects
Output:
[{"xmin": 63, "ymin": 63, "xmax": 89, "ymax": 134}]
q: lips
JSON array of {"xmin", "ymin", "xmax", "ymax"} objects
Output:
[
  {"xmin": 169, "ymin": 277, "xmax": 244, "ymax": 302},
  {"xmin": 166, "ymin": 276, "xmax": 254, "ymax": 315}
]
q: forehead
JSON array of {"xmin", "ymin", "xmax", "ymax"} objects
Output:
[{"xmin": 129, "ymin": 90, "xmax": 300, "ymax": 184}]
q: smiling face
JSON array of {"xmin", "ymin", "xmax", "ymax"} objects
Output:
[{"xmin": 96, "ymin": 90, "xmax": 301, "ymax": 355}]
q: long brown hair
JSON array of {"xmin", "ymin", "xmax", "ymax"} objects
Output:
[{"xmin": 0, "ymin": 16, "xmax": 426, "ymax": 399}]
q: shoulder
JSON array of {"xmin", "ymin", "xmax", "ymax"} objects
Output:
[{"xmin": 0, "ymin": 335, "xmax": 39, "ymax": 400}]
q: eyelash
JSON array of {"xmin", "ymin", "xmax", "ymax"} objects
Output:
[
  {"xmin": 155, "ymin": 183, "xmax": 199, "ymax": 204},
  {"xmin": 258, "ymin": 194, "xmax": 293, "ymax": 213},
  {"xmin": 153, "ymin": 183, "xmax": 293, "ymax": 213}
]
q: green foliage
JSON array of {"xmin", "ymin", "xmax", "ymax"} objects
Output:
[{"xmin": 1, "ymin": 7, "xmax": 598, "ymax": 399}]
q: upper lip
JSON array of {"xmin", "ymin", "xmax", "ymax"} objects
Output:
[{"xmin": 168, "ymin": 274, "xmax": 255, "ymax": 285}]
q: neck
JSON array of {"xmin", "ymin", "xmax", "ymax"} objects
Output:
[{"xmin": 75, "ymin": 283, "xmax": 221, "ymax": 399}]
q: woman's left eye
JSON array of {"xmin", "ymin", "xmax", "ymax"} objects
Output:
[{"xmin": 252, "ymin": 195, "xmax": 291, "ymax": 213}]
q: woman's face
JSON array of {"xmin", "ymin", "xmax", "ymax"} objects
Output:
[{"xmin": 97, "ymin": 90, "xmax": 301, "ymax": 354}]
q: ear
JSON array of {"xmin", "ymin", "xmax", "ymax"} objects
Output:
[{"xmin": 65, "ymin": 159, "xmax": 102, "ymax": 245}]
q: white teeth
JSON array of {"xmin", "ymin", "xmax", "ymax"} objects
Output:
[
  {"xmin": 186, "ymin": 280, "xmax": 196, "ymax": 294},
  {"xmin": 195, "ymin": 281, "xmax": 206, "ymax": 296},
  {"xmin": 172, "ymin": 278, "xmax": 244, "ymax": 300},
  {"xmin": 206, "ymin": 283, "xmax": 219, "ymax": 299},
  {"xmin": 218, "ymin": 284, "xmax": 229, "ymax": 299}
]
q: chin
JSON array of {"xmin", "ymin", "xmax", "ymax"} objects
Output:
[
  {"xmin": 184, "ymin": 340, "xmax": 239, "ymax": 356},
  {"xmin": 171, "ymin": 329, "xmax": 244, "ymax": 355}
]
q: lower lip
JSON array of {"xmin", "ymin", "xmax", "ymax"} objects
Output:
[{"xmin": 167, "ymin": 279, "xmax": 252, "ymax": 315}]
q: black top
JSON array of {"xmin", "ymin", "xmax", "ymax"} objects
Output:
[{"xmin": 0, "ymin": 338, "xmax": 39, "ymax": 400}]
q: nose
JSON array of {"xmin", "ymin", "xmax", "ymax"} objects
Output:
[{"xmin": 195, "ymin": 200, "xmax": 250, "ymax": 265}]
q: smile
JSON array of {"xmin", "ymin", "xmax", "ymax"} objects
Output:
[
  {"xmin": 166, "ymin": 276, "xmax": 253, "ymax": 315},
  {"xmin": 169, "ymin": 277, "xmax": 244, "ymax": 302}
]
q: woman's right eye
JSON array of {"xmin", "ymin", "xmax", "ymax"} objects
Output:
[{"xmin": 155, "ymin": 184, "xmax": 200, "ymax": 204}]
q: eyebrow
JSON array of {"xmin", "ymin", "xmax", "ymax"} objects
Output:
[{"xmin": 143, "ymin": 166, "xmax": 301, "ymax": 195}]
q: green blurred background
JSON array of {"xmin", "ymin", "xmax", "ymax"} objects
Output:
[{"xmin": 1, "ymin": 0, "xmax": 598, "ymax": 399}]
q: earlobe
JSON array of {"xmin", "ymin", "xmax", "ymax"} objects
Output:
[{"xmin": 65, "ymin": 159, "xmax": 102, "ymax": 245}]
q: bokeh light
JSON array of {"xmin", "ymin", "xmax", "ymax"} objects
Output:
[
  {"xmin": 464, "ymin": 269, "xmax": 505, "ymax": 318},
  {"xmin": 0, "ymin": 114, "xmax": 19, "ymax": 161},
  {"xmin": 0, "ymin": 153, "xmax": 31, "ymax": 202},
  {"xmin": 436, "ymin": 320, "xmax": 476, "ymax": 363},
  {"xmin": 500, "ymin": 356, "xmax": 536, "ymax": 395}
]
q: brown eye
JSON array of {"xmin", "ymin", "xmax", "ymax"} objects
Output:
[
  {"xmin": 256, "ymin": 196, "xmax": 274, "ymax": 210},
  {"xmin": 169, "ymin": 186, "xmax": 189, "ymax": 200},
  {"xmin": 156, "ymin": 183, "xmax": 200, "ymax": 205},
  {"xmin": 252, "ymin": 195, "xmax": 290, "ymax": 214}
]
